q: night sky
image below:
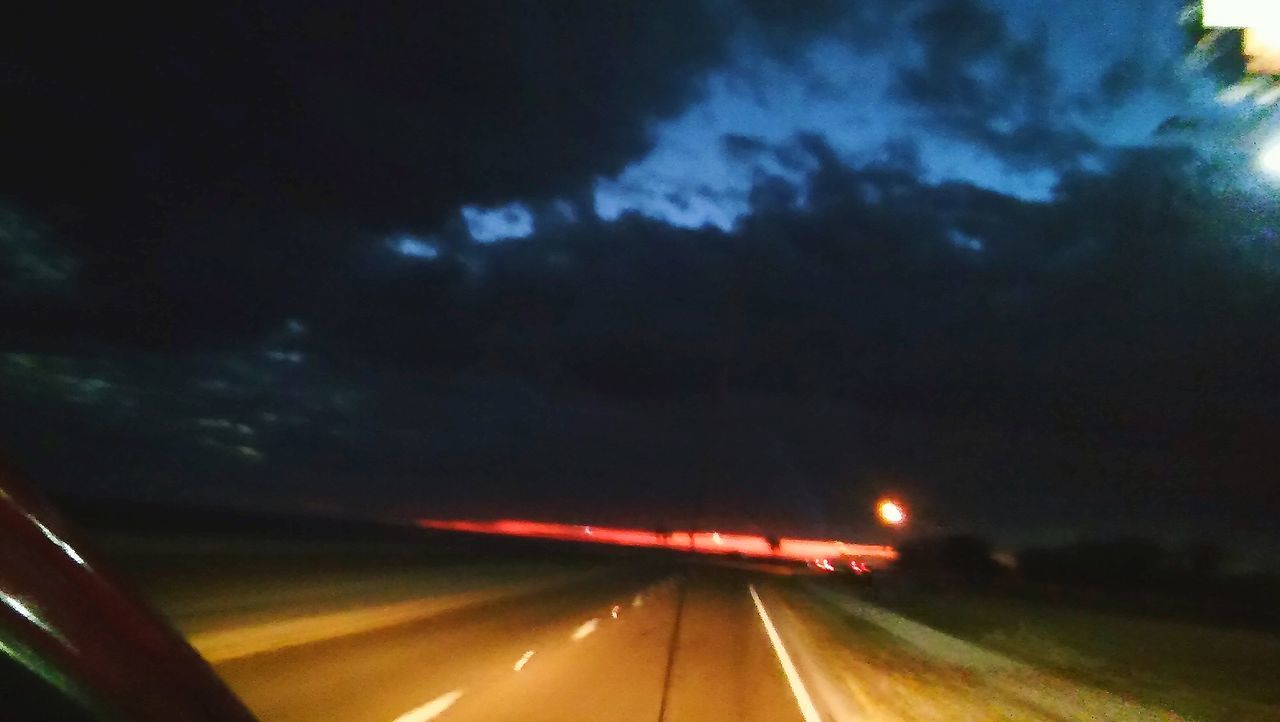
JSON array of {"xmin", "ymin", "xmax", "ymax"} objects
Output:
[{"xmin": 3, "ymin": 2, "xmax": 1279, "ymax": 559}]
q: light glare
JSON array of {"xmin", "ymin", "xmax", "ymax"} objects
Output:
[
  {"xmin": 1203, "ymin": 0, "xmax": 1280, "ymax": 73},
  {"xmin": 1, "ymin": 593, "xmax": 53, "ymax": 634},
  {"xmin": 31, "ymin": 517, "xmax": 87, "ymax": 567},
  {"xmin": 1260, "ymin": 135, "xmax": 1280, "ymax": 176},
  {"xmin": 1202, "ymin": 0, "xmax": 1277, "ymax": 29},
  {"xmin": 877, "ymin": 499, "xmax": 906, "ymax": 526}
]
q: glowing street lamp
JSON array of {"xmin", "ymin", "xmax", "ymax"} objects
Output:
[{"xmin": 876, "ymin": 498, "xmax": 906, "ymax": 527}]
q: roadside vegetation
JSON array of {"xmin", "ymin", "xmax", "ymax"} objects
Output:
[{"xmin": 866, "ymin": 535, "xmax": 1280, "ymax": 720}]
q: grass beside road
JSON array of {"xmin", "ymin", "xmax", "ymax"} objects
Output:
[
  {"xmin": 875, "ymin": 588, "xmax": 1280, "ymax": 721},
  {"xmin": 779, "ymin": 583, "xmax": 1170, "ymax": 720}
]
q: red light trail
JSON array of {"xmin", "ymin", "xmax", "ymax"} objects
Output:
[{"xmin": 417, "ymin": 519, "xmax": 897, "ymax": 566}]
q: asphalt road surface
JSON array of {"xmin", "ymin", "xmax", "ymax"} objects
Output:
[
  {"xmin": 131, "ymin": 556, "xmax": 1192, "ymax": 721},
  {"xmin": 212, "ymin": 567, "xmax": 808, "ymax": 722}
]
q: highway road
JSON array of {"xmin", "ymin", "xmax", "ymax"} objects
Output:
[
  {"xmin": 211, "ymin": 567, "xmax": 809, "ymax": 722},
  {"xmin": 118, "ymin": 546, "xmax": 1190, "ymax": 721}
]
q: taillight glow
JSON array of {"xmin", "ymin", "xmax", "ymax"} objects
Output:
[{"xmin": 417, "ymin": 518, "xmax": 897, "ymax": 564}]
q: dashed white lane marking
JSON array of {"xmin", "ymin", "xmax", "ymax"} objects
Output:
[
  {"xmin": 571, "ymin": 618, "xmax": 599, "ymax": 640},
  {"xmin": 392, "ymin": 689, "xmax": 464, "ymax": 722},
  {"xmin": 632, "ymin": 594, "xmax": 643, "ymax": 607},
  {"xmin": 748, "ymin": 584, "xmax": 822, "ymax": 722},
  {"xmin": 513, "ymin": 650, "xmax": 535, "ymax": 671},
  {"xmin": 610, "ymin": 604, "xmax": 620, "ymax": 619}
]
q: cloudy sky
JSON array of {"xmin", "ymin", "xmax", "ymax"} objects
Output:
[{"xmin": 3, "ymin": 1, "xmax": 1279, "ymax": 556}]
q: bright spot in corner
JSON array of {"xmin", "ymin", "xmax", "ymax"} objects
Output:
[{"xmin": 1260, "ymin": 135, "xmax": 1280, "ymax": 177}]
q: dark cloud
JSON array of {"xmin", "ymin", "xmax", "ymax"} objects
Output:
[
  {"xmin": 3, "ymin": 2, "xmax": 1278, "ymax": 550},
  {"xmin": 465, "ymin": 139, "xmax": 1275, "ymax": 534},
  {"xmin": 722, "ymin": 133, "xmax": 773, "ymax": 162},
  {"xmin": 1, "ymin": 2, "xmax": 742, "ymax": 347},
  {"xmin": 894, "ymin": 0, "xmax": 1097, "ymax": 170},
  {"xmin": 735, "ymin": 0, "xmax": 921, "ymax": 55},
  {"xmin": 3, "ymin": 1, "xmax": 888, "ymax": 351},
  {"xmin": 1078, "ymin": 48, "xmax": 1186, "ymax": 115},
  {"xmin": 3, "ymin": 3, "xmax": 725, "ymax": 219},
  {"xmin": 1098, "ymin": 57, "xmax": 1150, "ymax": 106},
  {"xmin": 0, "ymin": 203, "xmax": 76, "ymax": 297},
  {"xmin": 2, "ymin": 130, "xmax": 1278, "ymax": 549}
]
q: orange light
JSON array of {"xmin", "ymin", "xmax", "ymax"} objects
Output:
[{"xmin": 877, "ymin": 499, "xmax": 906, "ymax": 526}]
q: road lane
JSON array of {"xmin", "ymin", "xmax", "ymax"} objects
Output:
[
  {"xmin": 658, "ymin": 570, "xmax": 805, "ymax": 722},
  {"xmin": 748, "ymin": 584, "xmax": 822, "ymax": 722},
  {"xmin": 215, "ymin": 569, "xmax": 670, "ymax": 722},
  {"xmin": 129, "ymin": 545, "xmax": 1238, "ymax": 721},
  {"xmin": 443, "ymin": 569, "xmax": 805, "ymax": 722},
  {"xmin": 439, "ymin": 576, "xmax": 680, "ymax": 722},
  {"xmin": 211, "ymin": 567, "xmax": 809, "ymax": 722},
  {"xmin": 188, "ymin": 570, "xmax": 602, "ymax": 663}
]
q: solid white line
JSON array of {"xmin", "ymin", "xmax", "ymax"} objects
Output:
[
  {"xmin": 392, "ymin": 689, "xmax": 464, "ymax": 722},
  {"xmin": 748, "ymin": 584, "xmax": 822, "ymax": 722},
  {"xmin": 571, "ymin": 618, "xmax": 599, "ymax": 640},
  {"xmin": 513, "ymin": 650, "xmax": 535, "ymax": 671}
]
